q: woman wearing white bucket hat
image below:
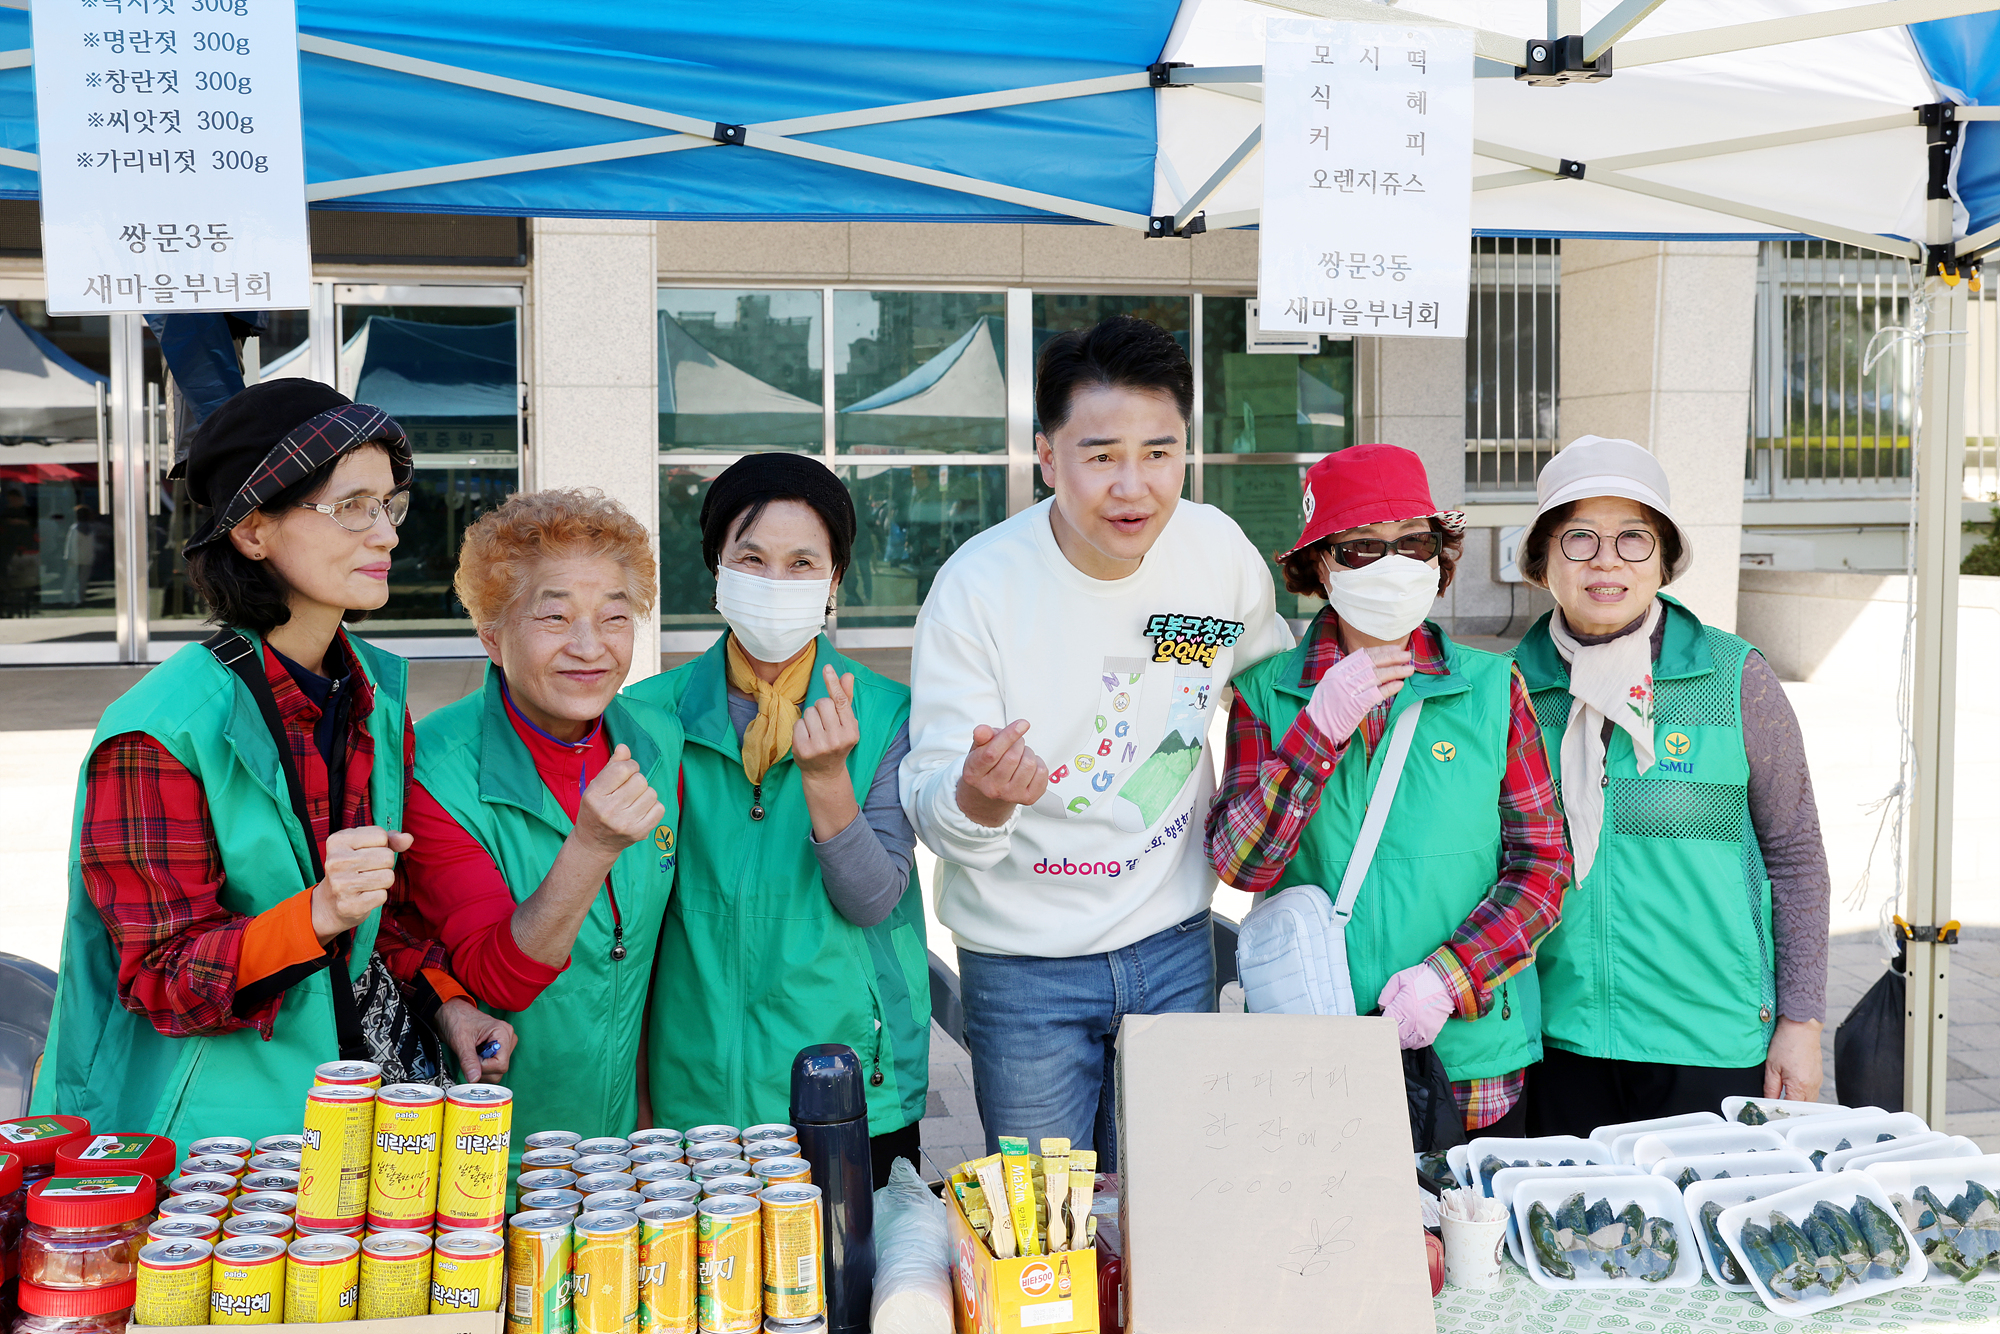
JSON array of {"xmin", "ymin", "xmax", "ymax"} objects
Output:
[{"xmin": 1510, "ymin": 435, "xmax": 1831, "ymax": 1134}]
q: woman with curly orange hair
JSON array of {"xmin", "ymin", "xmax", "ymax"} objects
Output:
[{"xmin": 400, "ymin": 488, "xmax": 684, "ymax": 1148}]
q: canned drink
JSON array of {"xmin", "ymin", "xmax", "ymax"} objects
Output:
[
  {"xmin": 684, "ymin": 1142, "xmax": 742, "ymax": 1164},
  {"xmin": 368, "ymin": 1082, "xmax": 445, "ymax": 1231},
  {"xmin": 575, "ymin": 1172, "xmax": 637, "ymax": 1196},
  {"xmin": 170, "ymin": 1172, "xmax": 241, "ymax": 1201},
  {"xmin": 180, "ymin": 1153, "xmax": 248, "ymax": 1181},
  {"xmin": 695, "ymin": 1195, "xmax": 761, "ymax": 1334},
  {"xmin": 137, "ymin": 1238, "xmax": 214, "ymax": 1326},
  {"xmin": 150, "ymin": 1214, "xmax": 224, "ymax": 1243},
  {"xmin": 286, "ymin": 1233, "xmax": 362, "ymax": 1324},
  {"xmin": 683, "ymin": 1127, "xmax": 738, "ymax": 1148},
  {"xmin": 242, "ymin": 1171, "xmax": 301, "ymax": 1196},
  {"xmin": 573, "ymin": 1154, "xmax": 634, "ymax": 1176},
  {"xmin": 575, "ymin": 1138, "xmax": 631, "ymax": 1157},
  {"xmin": 756, "ymin": 1185, "xmax": 823, "ymax": 1323},
  {"xmin": 224, "ymin": 1212, "xmax": 298, "ymax": 1244},
  {"xmin": 522, "ymin": 1148, "xmax": 582, "ymax": 1171},
  {"xmin": 739, "ymin": 1126, "xmax": 794, "ymax": 1146},
  {"xmin": 639, "ymin": 1181, "xmax": 701, "ymax": 1206},
  {"xmin": 636, "ymin": 1200, "xmax": 696, "ymax": 1334},
  {"xmin": 583, "ymin": 1190, "xmax": 645, "ymax": 1215},
  {"xmin": 519, "ymin": 1188, "xmax": 583, "ymax": 1217},
  {"xmin": 625, "ymin": 1130, "xmax": 682, "ymax": 1152},
  {"xmin": 763, "ymin": 1318, "xmax": 824, "ymax": 1334},
  {"xmin": 518, "ymin": 1168, "xmax": 580, "ymax": 1193},
  {"xmin": 237, "ymin": 1189, "xmax": 299, "ymax": 1215},
  {"xmin": 255, "ymin": 1135, "xmax": 305, "ymax": 1155},
  {"xmin": 294, "ymin": 1221, "xmax": 365, "ymax": 1239},
  {"xmin": 691, "ymin": 1159, "xmax": 750, "ymax": 1182},
  {"xmin": 313, "ymin": 1061, "xmax": 384, "ymax": 1090},
  {"xmin": 739, "ymin": 1141, "xmax": 800, "ymax": 1165},
  {"xmin": 210, "ymin": 1235, "xmax": 287, "ymax": 1324},
  {"xmin": 250, "ymin": 1152, "xmax": 304, "ymax": 1174},
  {"xmin": 358, "ymin": 1229, "xmax": 434, "ymax": 1320},
  {"xmin": 700, "ymin": 1176, "xmax": 761, "ymax": 1201},
  {"xmin": 506, "ymin": 1209, "xmax": 574, "ymax": 1334},
  {"xmin": 626, "ymin": 1146, "xmax": 682, "ymax": 1168},
  {"xmin": 573, "ymin": 1209, "xmax": 640, "ymax": 1334},
  {"xmin": 632, "ymin": 1162, "xmax": 692, "ymax": 1185},
  {"xmin": 159, "ymin": 1191, "xmax": 232, "ymax": 1220},
  {"xmin": 431, "ymin": 1228, "xmax": 505, "ymax": 1313},
  {"xmin": 749, "ymin": 1159, "xmax": 811, "ymax": 1189},
  {"xmin": 190, "ymin": 1136, "xmax": 255, "ymax": 1160},
  {"xmin": 299, "ymin": 1085, "xmax": 377, "ymax": 1231},
  {"xmin": 437, "ymin": 1084, "xmax": 513, "ymax": 1231},
  {"xmin": 524, "ymin": 1130, "xmax": 583, "ymax": 1152}
]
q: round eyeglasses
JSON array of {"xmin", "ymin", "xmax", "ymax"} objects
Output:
[
  {"xmin": 297, "ymin": 490, "xmax": 411, "ymax": 532},
  {"xmin": 1326, "ymin": 531, "xmax": 1442, "ymax": 570},
  {"xmin": 1559, "ymin": 528, "xmax": 1656, "ymax": 563}
]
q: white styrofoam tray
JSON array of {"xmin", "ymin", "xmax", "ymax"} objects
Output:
[
  {"xmin": 1841, "ymin": 1137, "xmax": 1983, "ymax": 1172},
  {"xmin": 1721, "ymin": 1096, "xmax": 1855, "ymax": 1127},
  {"xmin": 1511, "ymin": 1173, "xmax": 1702, "ymax": 1290},
  {"xmin": 1717, "ymin": 1173, "xmax": 1928, "ymax": 1316},
  {"xmin": 1860, "ymin": 1154, "xmax": 2000, "ymax": 1286},
  {"xmin": 1464, "ymin": 1134, "xmax": 1611, "ymax": 1196},
  {"xmin": 1590, "ymin": 1112, "xmax": 1722, "ymax": 1159},
  {"xmin": 1631, "ymin": 1124, "xmax": 1787, "ymax": 1167},
  {"xmin": 1684, "ymin": 1173, "xmax": 1822, "ymax": 1291},
  {"xmin": 1492, "ymin": 1163, "xmax": 1644, "ymax": 1271},
  {"xmin": 1787, "ymin": 1112, "xmax": 1932, "ymax": 1163},
  {"xmin": 1651, "ymin": 1149, "xmax": 1817, "ymax": 1189},
  {"xmin": 1823, "ymin": 1132, "xmax": 1951, "ymax": 1174}
]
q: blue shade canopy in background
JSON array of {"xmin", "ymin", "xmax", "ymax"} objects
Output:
[{"xmin": 1911, "ymin": 10, "xmax": 2000, "ymax": 237}]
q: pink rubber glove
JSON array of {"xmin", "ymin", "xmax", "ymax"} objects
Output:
[
  {"xmin": 1303, "ymin": 647, "xmax": 1386, "ymax": 742},
  {"xmin": 1378, "ymin": 959, "xmax": 1456, "ymax": 1049}
]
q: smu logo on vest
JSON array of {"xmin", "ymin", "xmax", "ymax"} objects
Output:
[
  {"xmin": 653, "ymin": 824, "xmax": 675, "ymax": 872},
  {"xmin": 1034, "ymin": 856, "xmax": 1122, "ymax": 879},
  {"xmin": 1656, "ymin": 731, "xmax": 1695, "ymax": 774}
]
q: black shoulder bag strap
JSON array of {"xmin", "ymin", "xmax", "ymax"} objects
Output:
[{"xmin": 203, "ymin": 628, "xmax": 370, "ymax": 1061}]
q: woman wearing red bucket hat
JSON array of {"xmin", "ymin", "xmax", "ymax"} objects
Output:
[{"xmin": 1207, "ymin": 443, "xmax": 1572, "ymax": 1137}]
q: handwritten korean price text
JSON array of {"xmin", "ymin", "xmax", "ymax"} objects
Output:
[{"xmin": 1191, "ymin": 1065, "xmax": 1364, "ymax": 1278}]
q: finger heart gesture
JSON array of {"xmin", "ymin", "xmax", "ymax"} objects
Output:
[{"xmin": 793, "ymin": 665, "xmax": 860, "ymax": 776}]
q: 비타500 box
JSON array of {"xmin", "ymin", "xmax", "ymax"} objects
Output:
[{"xmin": 945, "ymin": 1180, "xmax": 1098, "ymax": 1334}]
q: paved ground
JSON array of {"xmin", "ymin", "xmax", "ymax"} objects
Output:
[{"xmin": 4, "ymin": 636, "xmax": 1996, "ymax": 1167}]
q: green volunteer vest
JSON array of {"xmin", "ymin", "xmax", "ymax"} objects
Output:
[
  {"xmin": 1512, "ymin": 595, "xmax": 1774, "ymax": 1068},
  {"xmin": 1231, "ymin": 619, "xmax": 1541, "ymax": 1082},
  {"xmin": 413, "ymin": 666, "xmax": 682, "ymax": 1162},
  {"xmin": 624, "ymin": 634, "xmax": 930, "ymax": 1137},
  {"xmin": 32, "ymin": 631, "xmax": 408, "ymax": 1146}
]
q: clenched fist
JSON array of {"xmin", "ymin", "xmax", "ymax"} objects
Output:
[
  {"xmin": 312, "ymin": 826, "xmax": 413, "ymax": 943},
  {"xmin": 571, "ymin": 744, "xmax": 667, "ymax": 857},
  {"xmin": 955, "ymin": 720, "xmax": 1050, "ymax": 828}
]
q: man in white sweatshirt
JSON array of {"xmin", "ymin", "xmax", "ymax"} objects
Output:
[{"xmin": 901, "ymin": 315, "xmax": 1293, "ymax": 1166}]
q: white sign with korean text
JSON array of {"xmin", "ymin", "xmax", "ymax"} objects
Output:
[
  {"xmin": 33, "ymin": 0, "xmax": 310, "ymax": 315},
  {"xmin": 1259, "ymin": 19, "xmax": 1472, "ymax": 340}
]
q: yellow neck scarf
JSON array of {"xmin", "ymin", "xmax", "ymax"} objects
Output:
[{"xmin": 726, "ymin": 635, "xmax": 816, "ymax": 785}]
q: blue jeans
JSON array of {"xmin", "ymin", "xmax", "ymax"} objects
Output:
[{"xmin": 957, "ymin": 909, "xmax": 1215, "ymax": 1171}]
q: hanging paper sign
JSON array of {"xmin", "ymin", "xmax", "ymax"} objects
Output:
[
  {"xmin": 1258, "ymin": 19, "xmax": 1472, "ymax": 340},
  {"xmin": 33, "ymin": 0, "xmax": 311, "ymax": 315}
]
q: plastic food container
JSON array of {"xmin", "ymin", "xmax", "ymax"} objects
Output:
[
  {"xmin": 1, "ymin": 1150, "xmax": 24, "ymax": 1259},
  {"xmin": 1590, "ymin": 1112, "xmax": 1722, "ymax": 1159},
  {"xmin": 1861, "ymin": 1153, "xmax": 2000, "ymax": 1286},
  {"xmin": 1511, "ymin": 1173, "xmax": 1702, "ymax": 1289},
  {"xmin": 1464, "ymin": 1135, "xmax": 1611, "ymax": 1197},
  {"xmin": 1841, "ymin": 1136, "xmax": 1983, "ymax": 1172},
  {"xmin": 52, "ymin": 1137, "xmax": 178, "ymax": 1205},
  {"xmin": 13, "ymin": 1278, "xmax": 137, "ymax": 1334},
  {"xmin": 1630, "ymin": 1125, "xmax": 1787, "ymax": 1167},
  {"xmin": 1651, "ymin": 1149, "xmax": 1816, "ymax": 1189},
  {"xmin": 1722, "ymin": 1097, "xmax": 1855, "ymax": 1127},
  {"xmin": 19, "ymin": 1175, "xmax": 156, "ymax": 1290},
  {"xmin": 1491, "ymin": 1163, "xmax": 1643, "ymax": 1271},
  {"xmin": 0, "ymin": 1117, "xmax": 93, "ymax": 1189},
  {"xmin": 1786, "ymin": 1112, "xmax": 1931, "ymax": 1168},
  {"xmin": 1683, "ymin": 1173, "xmax": 1819, "ymax": 1290},
  {"xmin": 1718, "ymin": 1172, "xmax": 1926, "ymax": 1314},
  {"xmin": 1823, "ymin": 1132, "xmax": 1952, "ymax": 1174}
]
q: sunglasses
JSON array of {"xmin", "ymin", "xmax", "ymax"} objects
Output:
[{"xmin": 1324, "ymin": 531, "xmax": 1442, "ymax": 570}]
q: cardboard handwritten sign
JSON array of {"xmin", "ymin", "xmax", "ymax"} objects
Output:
[{"xmin": 1116, "ymin": 1013, "xmax": 1433, "ymax": 1334}]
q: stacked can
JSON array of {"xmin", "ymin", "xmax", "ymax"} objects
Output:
[
  {"xmin": 209, "ymin": 1235, "xmax": 286, "ymax": 1325},
  {"xmin": 748, "ymin": 1159, "xmax": 810, "ymax": 1191},
  {"xmin": 690, "ymin": 1159, "xmax": 749, "ymax": 1185},
  {"xmin": 367, "ymin": 1083, "xmax": 444, "ymax": 1233},
  {"xmin": 522, "ymin": 1149, "xmax": 582, "ymax": 1174},
  {"xmin": 431, "ymin": 1228, "xmax": 505, "ymax": 1314},
  {"xmin": 437, "ymin": 1086, "xmax": 513, "ymax": 1233},
  {"xmin": 297, "ymin": 1086, "xmax": 376, "ymax": 1234},
  {"xmin": 135, "ymin": 1237, "xmax": 213, "ymax": 1325},
  {"xmin": 505, "ymin": 1209, "xmax": 572, "ymax": 1334},
  {"xmin": 574, "ymin": 1139, "xmax": 630, "ymax": 1159},
  {"xmin": 167, "ymin": 1173, "xmax": 240, "ymax": 1205},
  {"xmin": 739, "ymin": 1127, "xmax": 793, "ymax": 1149},
  {"xmin": 254, "ymin": 1136, "xmax": 305, "ymax": 1157},
  {"xmin": 694, "ymin": 1196, "xmax": 759, "ymax": 1334},
  {"xmin": 147, "ymin": 1215, "xmax": 223, "ymax": 1246},
  {"xmin": 239, "ymin": 1171, "xmax": 300, "ymax": 1200},
  {"xmin": 573, "ymin": 1209, "xmax": 639, "ymax": 1334},
  {"xmin": 223, "ymin": 1213, "xmax": 297, "ymax": 1246},
  {"xmin": 157, "ymin": 1193, "xmax": 231, "ymax": 1225},
  {"xmin": 699, "ymin": 1176, "xmax": 760, "ymax": 1202},
  {"xmin": 738, "ymin": 1141, "xmax": 799, "ymax": 1167},
  {"xmin": 179, "ymin": 1154, "xmax": 248, "ymax": 1184},
  {"xmin": 634, "ymin": 1200, "xmax": 695, "ymax": 1334},
  {"xmin": 188, "ymin": 1138, "xmax": 253, "ymax": 1163},
  {"xmin": 358, "ymin": 1230, "xmax": 432, "ymax": 1319},
  {"xmin": 631, "ymin": 1162, "xmax": 691, "ymax": 1186},
  {"xmin": 519, "ymin": 1190, "xmax": 584, "ymax": 1219},
  {"xmin": 625, "ymin": 1131, "xmax": 682, "ymax": 1159},
  {"xmin": 285, "ymin": 1233, "xmax": 361, "ymax": 1323},
  {"xmin": 312, "ymin": 1062, "xmax": 383, "ymax": 1092},
  {"xmin": 638, "ymin": 1181, "xmax": 700, "ymax": 1208},
  {"xmin": 757, "ymin": 1186, "xmax": 823, "ymax": 1324},
  {"xmin": 518, "ymin": 1169, "xmax": 579, "ymax": 1195}
]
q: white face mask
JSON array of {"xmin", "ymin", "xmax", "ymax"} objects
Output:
[
  {"xmin": 1321, "ymin": 553, "xmax": 1439, "ymax": 641},
  {"xmin": 715, "ymin": 565, "xmax": 831, "ymax": 664}
]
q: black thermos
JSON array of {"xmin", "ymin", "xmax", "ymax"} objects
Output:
[{"xmin": 790, "ymin": 1043, "xmax": 875, "ymax": 1334}]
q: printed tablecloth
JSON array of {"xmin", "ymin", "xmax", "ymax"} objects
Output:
[{"xmin": 1435, "ymin": 1270, "xmax": 2000, "ymax": 1332}]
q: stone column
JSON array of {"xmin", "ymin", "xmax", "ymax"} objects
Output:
[
  {"xmin": 526, "ymin": 218, "xmax": 661, "ymax": 680},
  {"xmin": 1558, "ymin": 241, "xmax": 1759, "ymax": 631}
]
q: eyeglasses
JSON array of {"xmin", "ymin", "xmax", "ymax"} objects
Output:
[
  {"xmin": 1326, "ymin": 531, "xmax": 1442, "ymax": 569},
  {"xmin": 297, "ymin": 491, "xmax": 411, "ymax": 532},
  {"xmin": 1559, "ymin": 528, "xmax": 1656, "ymax": 563}
]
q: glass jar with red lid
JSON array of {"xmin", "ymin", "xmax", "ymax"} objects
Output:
[
  {"xmin": 50, "ymin": 1139, "xmax": 176, "ymax": 1210},
  {"xmin": 18, "ymin": 1176, "xmax": 155, "ymax": 1291},
  {"xmin": 2, "ymin": 1151, "xmax": 24, "ymax": 1268},
  {"xmin": 0, "ymin": 1120, "xmax": 90, "ymax": 1193},
  {"xmin": 13, "ymin": 1278, "xmax": 135, "ymax": 1334}
]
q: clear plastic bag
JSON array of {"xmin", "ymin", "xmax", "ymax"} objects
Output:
[{"xmin": 868, "ymin": 1158, "xmax": 953, "ymax": 1334}]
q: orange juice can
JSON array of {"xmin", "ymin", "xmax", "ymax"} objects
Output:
[
  {"xmin": 437, "ymin": 1084, "xmax": 512, "ymax": 1231},
  {"xmin": 431, "ymin": 1228, "xmax": 505, "ymax": 1313},
  {"xmin": 635, "ymin": 1200, "xmax": 695, "ymax": 1334},
  {"xmin": 572, "ymin": 1209, "xmax": 640, "ymax": 1334},
  {"xmin": 285, "ymin": 1234, "xmax": 361, "ymax": 1324},
  {"xmin": 209, "ymin": 1235, "xmax": 287, "ymax": 1325},
  {"xmin": 695, "ymin": 1195, "xmax": 760, "ymax": 1334},
  {"xmin": 757, "ymin": 1185, "xmax": 823, "ymax": 1322},
  {"xmin": 749, "ymin": 1158, "xmax": 811, "ymax": 1189},
  {"xmin": 358, "ymin": 1229, "xmax": 433, "ymax": 1320},
  {"xmin": 298, "ymin": 1085, "xmax": 376, "ymax": 1231},
  {"xmin": 367, "ymin": 1082, "xmax": 444, "ymax": 1231},
  {"xmin": 505, "ymin": 1209, "xmax": 574, "ymax": 1334},
  {"xmin": 314, "ymin": 1061, "xmax": 383, "ymax": 1090}
]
